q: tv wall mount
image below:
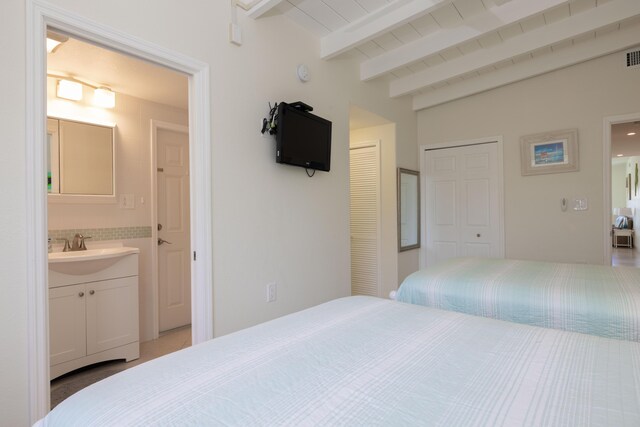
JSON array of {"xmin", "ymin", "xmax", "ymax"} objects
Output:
[{"xmin": 261, "ymin": 101, "xmax": 314, "ymax": 136}]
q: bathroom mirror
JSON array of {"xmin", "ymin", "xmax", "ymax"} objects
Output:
[
  {"xmin": 47, "ymin": 117, "xmax": 115, "ymax": 197},
  {"xmin": 397, "ymin": 168, "xmax": 420, "ymax": 252}
]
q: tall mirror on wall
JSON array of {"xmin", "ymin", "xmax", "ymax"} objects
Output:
[
  {"xmin": 397, "ymin": 168, "xmax": 420, "ymax": 251},
  {"xmin": 47, "ymin": 117, "xmax": 115, "ymax": 197}
]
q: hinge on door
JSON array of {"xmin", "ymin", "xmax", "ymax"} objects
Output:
[{"xmin": 193, "ymin": 251, "xmax": 196, "ymax": 261}]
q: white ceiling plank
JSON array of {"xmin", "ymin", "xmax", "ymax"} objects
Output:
[
  {"xmin": 320, "ymin": 0, "xmax": 454, "ymax": 59},
  {"xmin": 372, "ymin": 32, "xmax": 403, "ymax": 51},
  {"xmin": 518, "ymin": 13, "xmax": 546, "ymax": 32},
  {"xmin": 569, "ymin": 0, "xmax": 597, "ymax": 15},
  {"xmin": 361, "ymin": 0, "xmax": 567, "ymax": 81},
  {"xmin": 477, "ymin": 31, "xmax": 503, "ymax": 48},
  {"xmin": 282, "ymin": 5, "xmax": 331, "ymax": 36},
  {"xmin": 412, "ymin": 21, "xmax": 640, "ymax": 110},
  {"xmin": 410, "ymin": 13, "xmax": 441, "ymax": 36},
  {"xmin": 357, "ymin": 0, "xmax": 391, "ymax": 12},
  {"xmin": 322, "ymin": 0, "xmax": 368, "ymax": 22},
  {"xmin": 390, "ymin": 0, "xmax": 640, "ymax": 96},
  {"xmin": 498, "ymin": 22, "xmax": 524, "ymax": 40},
  {"xmin": 246, "ymin": 0, "xmax": 286, "ymax": 19},
  {"xmin": 392, "ymin": 24, "xmax": 422, "ymax": 44},
  {"xmin": 293, "ymin": 0, "xmax": 349, "ymax": 31},
  {"xmin": 430, "ymin": 4, "xmax": 464, "ymax": 27},
  {"xmin": 543, "ymin": 4, "xmax": 571, "ymax": 24},
  {"xmin": 453, "ymin": 0, "xmax": 487, "ymax": 20}
]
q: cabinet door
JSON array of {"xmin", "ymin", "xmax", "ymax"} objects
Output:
[
  {"xmin": 50, "ymin": 284, "xmax": 86, "ymax": 365},
  {"xmin": 86, "ymin": 276, "xmax": 139, "ymax": 355}
]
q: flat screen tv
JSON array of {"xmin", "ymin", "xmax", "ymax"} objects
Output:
[{"xmin": 276, "ymin": 102, "xmax": 332, "ymax": 172}]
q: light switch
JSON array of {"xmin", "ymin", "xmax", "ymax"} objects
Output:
[{"xmin": 573, "ymin": 197, "xmax": 588, "ymax": 211}]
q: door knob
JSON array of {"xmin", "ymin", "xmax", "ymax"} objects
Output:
[
  {"xmin": 78, "ymin": 292, "xmax": 84, "ymax": 297},
  {"xmin": 158, "ymin": 238, "xmax": 173, "ymax": 245},
  {"xmin": 89, "ymin": 290, "xmax": 95, "ymax": 295},
  {"xmin": 476, "ymin": 233, "xmax": 481, "ymax": 238}
]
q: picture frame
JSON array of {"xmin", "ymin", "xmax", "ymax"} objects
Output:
[
  {"xmin": 520, "ymin": 128, "xmax": 578, "ymax": 176},
  {"xmin": 397, "ymin": 168, "xmax": 420, "ymax": 252}
]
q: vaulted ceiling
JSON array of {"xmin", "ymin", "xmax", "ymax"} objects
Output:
[{"xmin": 245, "ymin": 0, "xmax": 640, "ymax": 111}]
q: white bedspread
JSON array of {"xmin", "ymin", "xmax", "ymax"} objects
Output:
[
  {"xmin": 396, "ymin": 257, "xmax": 640, "ymax": 341},
  {"xmin": 38, "ymin": 296, "xmax": 640, "ymax": 426}
]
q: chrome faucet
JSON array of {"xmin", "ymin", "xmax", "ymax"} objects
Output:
[{"xmin": 70, "ymin": 233, "xmax": 92, "ymax": 251}]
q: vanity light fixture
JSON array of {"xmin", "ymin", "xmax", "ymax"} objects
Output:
[
  {"xmin": 617, "ymin": 154, "xmax": 624, "ymax": 157},
  {"xmin": 628, "ymin": 132, "xmax": 637, "ymax": 136},
  {"xmin": 49, "ymin": 73, "xmax": 117, "ymax": 109},
  {"xmin": 56, "ymin": 79, "xmax": 83, "ymax": 101},
  {"xmin": 93, "ymin": 87, "xmax": 116, "ymax": 109}
]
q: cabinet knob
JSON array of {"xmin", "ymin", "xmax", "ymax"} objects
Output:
[
  {"xmin": 89, "ymin": 290, "xmax": 95, "ymax": 295},
  {"xmin": 78, "ymin": 292, "xmax": 84, "ymax": 297}
]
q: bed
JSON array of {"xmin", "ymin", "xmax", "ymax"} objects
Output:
[
  {"xmin": 394, "ymin": 257, "xmax": 640, "ymax": 341},
  {"xmin": 38, "ymin": 296, "xmax": 640, "ymax": 426}
]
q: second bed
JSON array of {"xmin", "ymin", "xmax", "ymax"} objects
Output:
[{"xmin": 395, "ymin": 257, "xmax": 640, "ymax": 341}]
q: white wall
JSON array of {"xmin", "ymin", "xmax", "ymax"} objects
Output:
[
  {"xmin": 0, "ymin": 1, "xmax": 28, "ymax": 423},
  {"xmin": 1, "ymin": 1, "xmax": 416, "ymax": 423},
  {"xmin": 350, "ymin": 123, "xmax": 398, "ymax": 296},
  {"xmin": 612, "ymin": 161, "xmax": 627, "ymax": 213},
  {"xmin": 417, "ymin": 52, "xmax": 640, "ymax": 265},
  {"xmin": 47, "ymin": 77, "xmax": 188, "ymax": 342}
]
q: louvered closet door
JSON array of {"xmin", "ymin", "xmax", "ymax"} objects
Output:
[{"xmin": 350, "ymin": 141, "xmax": 381, "ymax": 297}]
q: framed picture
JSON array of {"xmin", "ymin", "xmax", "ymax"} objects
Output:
[{"xmin": 520, "ymin": 128, "xmax": 578, "ymax": 176}]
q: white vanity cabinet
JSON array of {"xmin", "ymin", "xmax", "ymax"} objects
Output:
[{"xmin": 49, "ymin": 252, "xmax": 140, "ymax": 379}]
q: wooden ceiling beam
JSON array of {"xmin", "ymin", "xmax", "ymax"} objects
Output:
[
  {"xmin": 412, "ymin": 21, "xmax": 640, "ymax": 111},
  {"xmin": 392, "ymin": 0, "xmax": 640, "ymax": 97},
  {"xmin": 361, "ymin": 0, "xmax": 567, "ymax": 81},
  {"xmin": 320, "ymin": 0, "xmax": 453, "ymax": 60}
]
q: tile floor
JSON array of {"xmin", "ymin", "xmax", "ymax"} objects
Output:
[
  {"xmin": 50, "ymin": 325, "xmax": 192, "ymax": 409},
  {"xmin": 611, "ymin": 247, "xmax": 640, "ymax": 267}
]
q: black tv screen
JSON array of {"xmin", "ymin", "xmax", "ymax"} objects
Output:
[{"xmin": 276, "ymin": 102, "xmax": 332, "ymax": 172}]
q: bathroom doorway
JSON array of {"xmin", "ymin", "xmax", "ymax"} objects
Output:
[
  {"xmin": 26, "ymin": 4, "xmax": 212, "ymax": 417},
  {"xmin": 46, "ymin": 32, "xmax": 194, "ymax": 405}
]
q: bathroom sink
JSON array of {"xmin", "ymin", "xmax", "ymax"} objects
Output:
[{"xmin": 48, "ymin": 246, "xmax": 139, "ymax": 275}]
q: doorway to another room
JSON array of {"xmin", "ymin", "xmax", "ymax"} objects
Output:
[
  {"xmin": 610, "ymin": 119, "xmax": 640, "ymax": 267},
  {"xmin": 348, "ymin": 106, "xmax": 398, "ymax": 299},
  {"xmin": 46, "ymin": 31, "xmax": 192, "ymax": 407}
]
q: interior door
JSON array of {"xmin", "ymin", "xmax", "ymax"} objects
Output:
[
  {"xmin": 349, "ymin": 141, "xmax": 381, "ymax": 297},
  {"xmin": 424, "ymin": 142, "xmax": 501, "ymax": 267},
  {"xmin": 157, "ymin": 127, "xmax": 191, "ymax": 332}
]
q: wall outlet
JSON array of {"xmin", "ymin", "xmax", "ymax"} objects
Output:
[{"xmin": 266, "ymin": 282, "xmax": 277, "ymax": 303}]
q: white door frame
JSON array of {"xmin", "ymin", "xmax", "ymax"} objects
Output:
[
  {"xmin": 602, "ymin": 112, "xmax": 640, "ymax": 265},
  {"xmin": 26, "ymin": 1, "xmax": 213, "ymax": 421},
  {"xmin": 151, "ymin": 120, "xmax": 191, "ymax": 339},
  {"xmin": 419, "ymin": 136, "xmax": 505, "ymax": 269}
]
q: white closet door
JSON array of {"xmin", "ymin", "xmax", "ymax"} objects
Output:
[
  {"xmin": 424, "ymin": 142, "xmax": 501, "ymax": 267},
  {"xmin": 350, "ymin": 141, "xmax": 381, "ymax": 297}
]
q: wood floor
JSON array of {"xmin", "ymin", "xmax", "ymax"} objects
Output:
[
  {"xmin": 611, "ymin": 247, "xmax": 640, "ymax": 267},
  {"xmin": 50, "ymin": 325, "xmax": 192, "ymax": 409}
]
